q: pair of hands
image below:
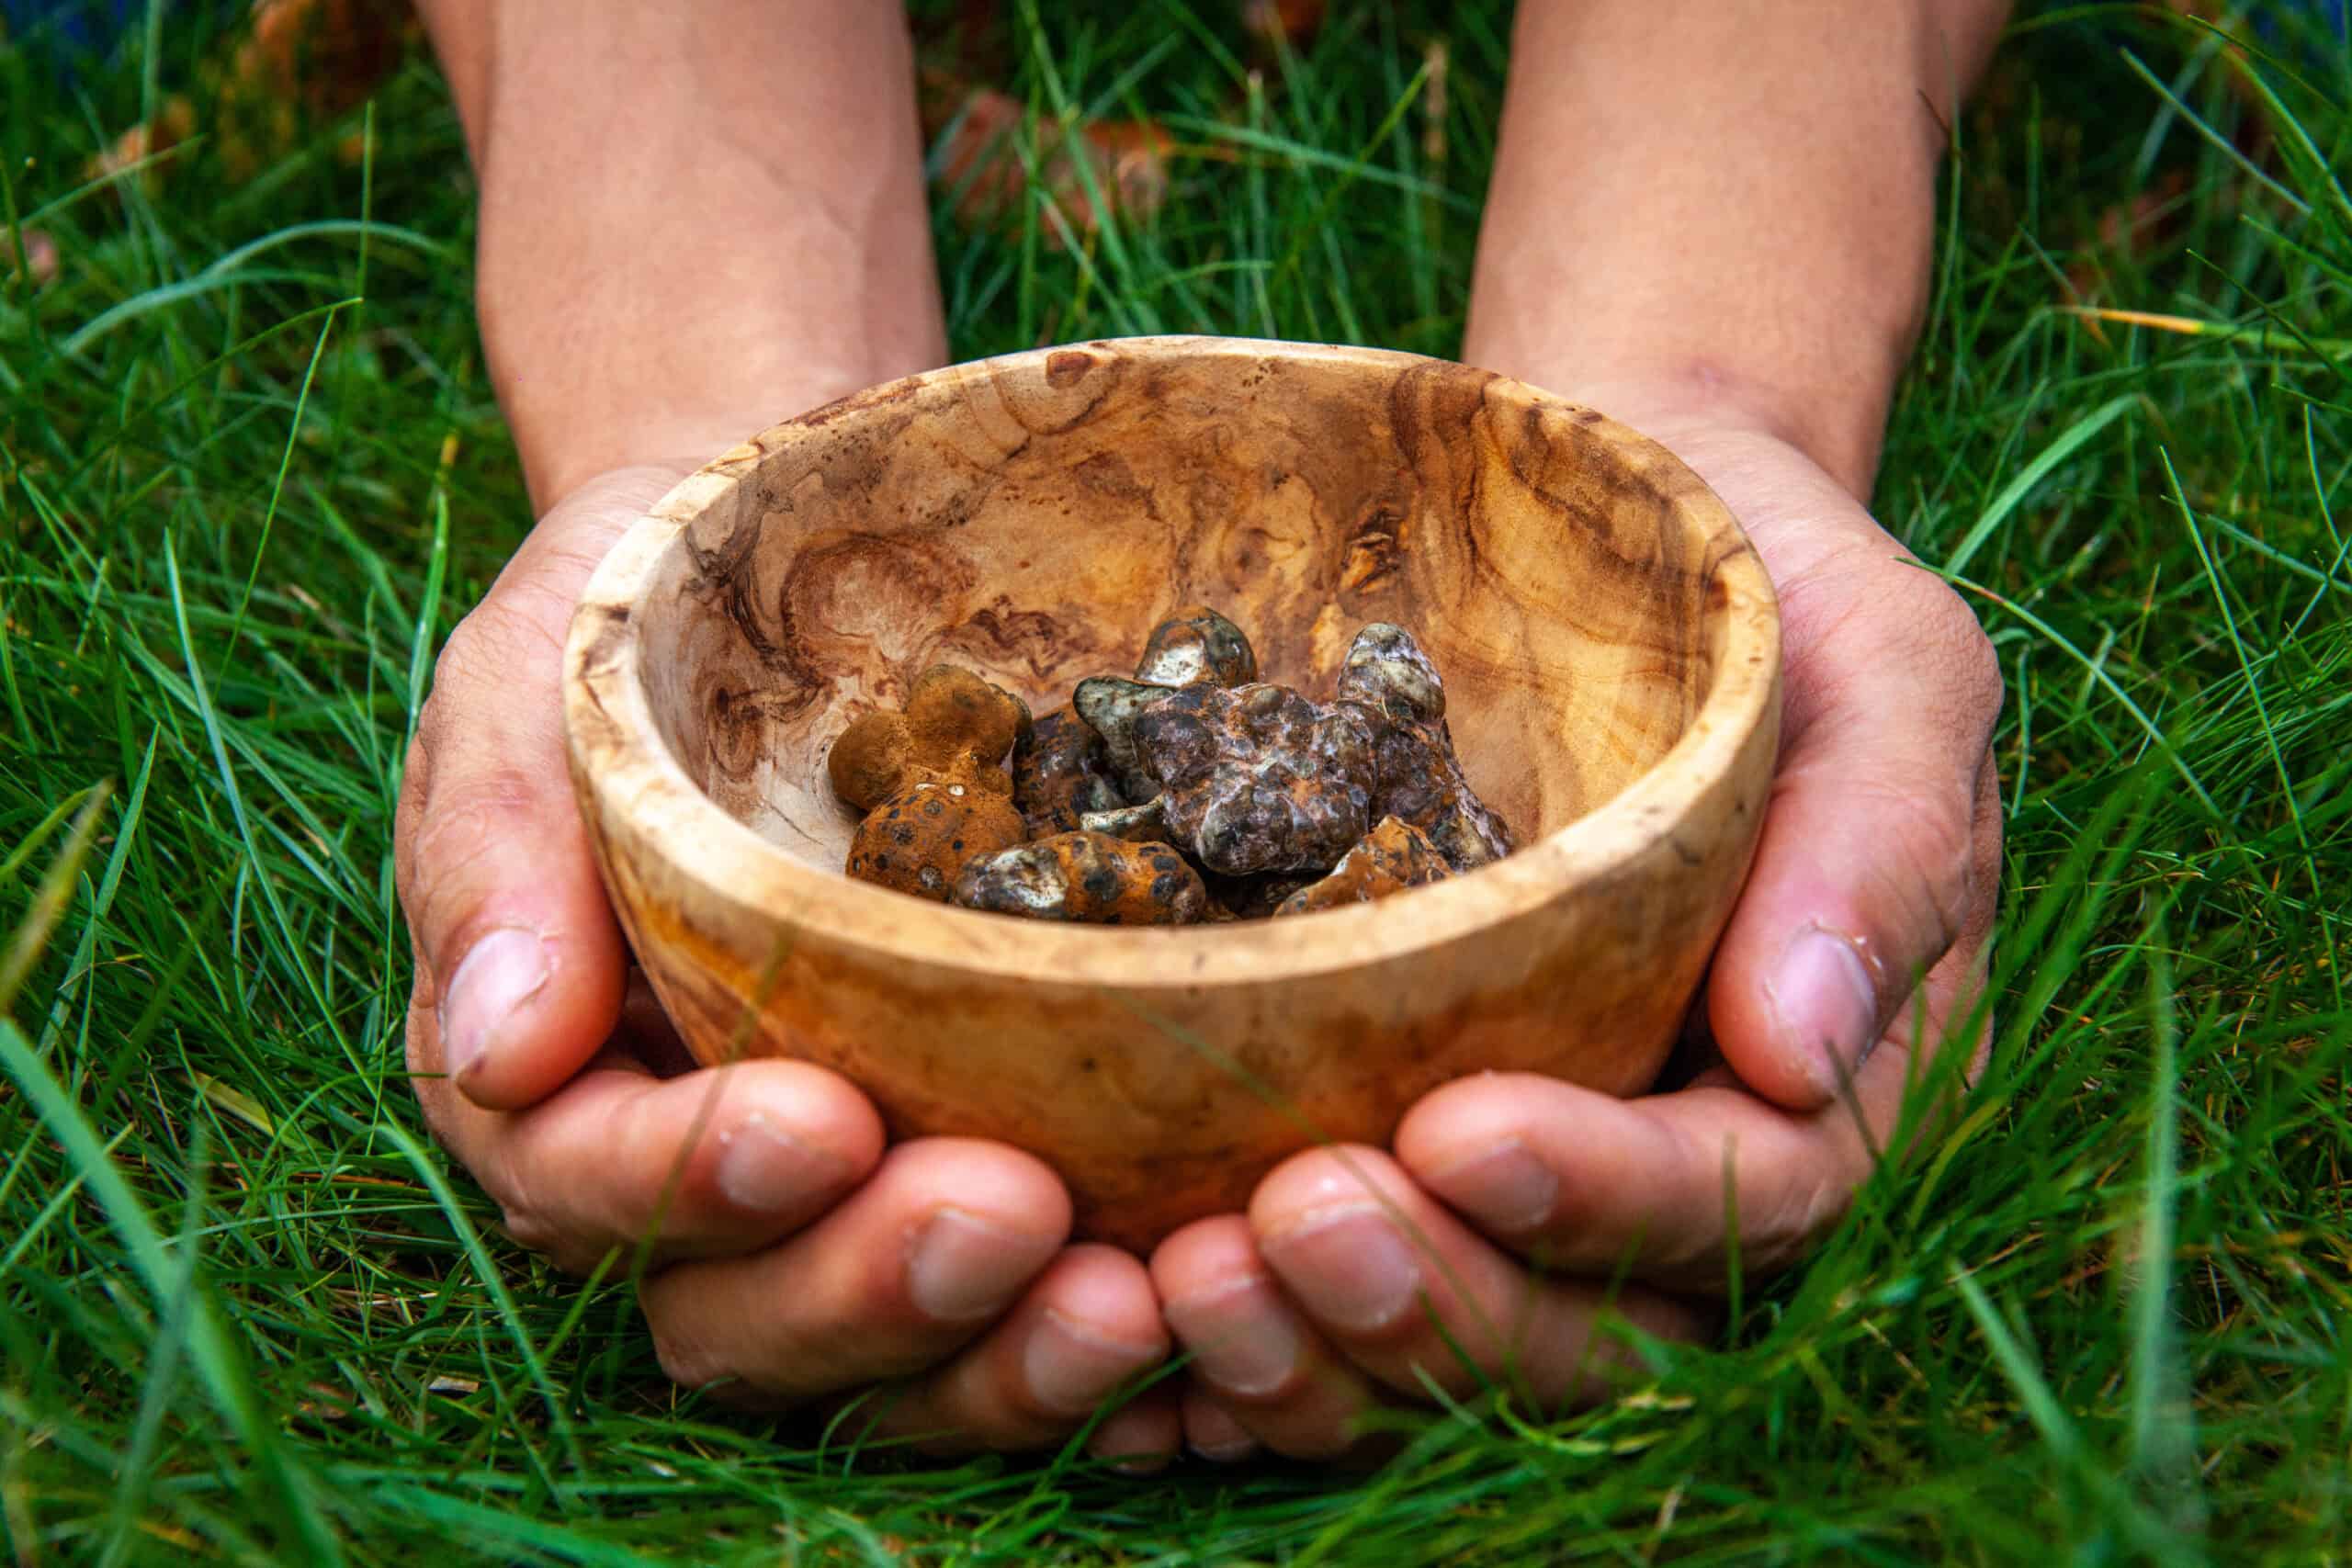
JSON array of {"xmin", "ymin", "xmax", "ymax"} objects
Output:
[{"xmin": 395, "ymin": 403, "xmax": 2002, "ymax": 1467}]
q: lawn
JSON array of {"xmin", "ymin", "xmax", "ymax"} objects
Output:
[{"xmin": 2, "ymin": 1, "xmax": 2348, "ymax": 1562}]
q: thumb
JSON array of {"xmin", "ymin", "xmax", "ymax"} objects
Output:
[
  {"xmin": 1705, "ymin": 555, "xmax": 2005, "ymax": 1112},
  {"xmin": 396, "ymin": 467, "xmax": 691, "ymax": 1111}
]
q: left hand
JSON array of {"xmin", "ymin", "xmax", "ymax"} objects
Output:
[{"xmin": 1150, "ymin": 410, "xmax": 2005, "ymax": 1461}]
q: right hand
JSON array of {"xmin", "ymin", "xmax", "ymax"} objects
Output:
[{"xmin": 395, "ymin": 466, "xmax": 1178, "ymax": 1462}]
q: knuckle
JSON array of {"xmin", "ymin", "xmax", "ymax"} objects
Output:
[
  {"xmin": 480, "ymin": 1138, "xmax": 573, "ymax": 1264},
  {"xmin": 1899, "ymin": 579, "xmax": 2004, "ymax": 733},
  {"xmin": 403, "ymin": 986, "xmax": 463, "ymax": 1136},
  {"xmin": 1937, "ymin": 601, "xmax": 2005, "ymax": 729},
  {"xmin": 433, "ymin": 592, "xmax": 569, "ymax": 703},
  {"xmin": 391, "ymin": 732, "xmax": 435, "ymax": 910},
  {"xmin": 1832, "ymin": 772, "xmax": 1976, "ymax": 962},
  {"xmin": 401, "ymin": 764, "xmax": 552, "ymax": 942},
  {"xmin": 645, "ymin": 1306, "xmax": 729, "ymax": 1391},
  {"xmin": 1907, "ymin": 786, "xmax": 1982, "ymax": 954},
  {"xmin": 1747, "ymin": 1175, "xmax": 1857, "ymax": 1275},
  {"xmin": 498, "ymin": 1200, "xmax": 567, "ymax": 1262}
]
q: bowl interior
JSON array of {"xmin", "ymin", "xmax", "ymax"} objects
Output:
[{"xmin": 626, "ymin": 341, "xmax": 1740, "ymax": 874}]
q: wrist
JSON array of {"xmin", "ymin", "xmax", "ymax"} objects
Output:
[
  {"xmin": 1458, "ymin": 0, "xmax": 2013, "ymax": 502},
  {"xmin": 1542, "ymin": 364, "xmax": 1873, "ymax": 487},
  {"xmin": 1462, "ymin": 352, "xmax": 1873, "ymax": 503},
  {"xmin": 430, "ymin": 0, "xmax": 947, "ymax": 512}
]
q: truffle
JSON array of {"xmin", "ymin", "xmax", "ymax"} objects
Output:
[
  {"xmin": 1012, "ymin": 705, "xmax": 1127, "ymax": 837},
  {"xmin": 846, "ymin": 768, "xmax": 1028, "ymax": 903},
  {"xmin": 1133, "ymin": 604, "xmax": 1259, "ymax": 690},
  {"xmin": 1273, "ymin": 816, "xmax": 1454, "ymax": 916},
  {"xmin": 1069, "ymin": 605, "xmax": 1261, "ymax": 801},
  {"xmin": 833, "ymin": 666, "xmax": 1033, "ymax": 901},
  {"xmin": 955, "ymin": 830, "xmax": 1210, "ymax": 925},
  {"xmin": 1334, "ymin": 624, "xmax": 1514, "ymax": 872},
  {"xmin": 1080, "ymin": 680, "xmax": 1378, "ymax": 876},
  {"xmin": 827, "ymin": 665, "xmax": 1030, "ymax": 812}
]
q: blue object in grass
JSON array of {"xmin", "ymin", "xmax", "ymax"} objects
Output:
[
  {"xmin": 3, "ymin": 0, "xmax": 244, "ymax": 80},
  {"xmin": 3, "ymin": 0, "xmax": 141, "ymax": 66}
]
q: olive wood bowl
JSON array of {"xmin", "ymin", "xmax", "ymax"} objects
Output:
[{"xmin": 563, "ymin": 335, "xmax": 1780, "ymax": 1251}]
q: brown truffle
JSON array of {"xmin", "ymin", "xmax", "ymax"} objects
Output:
[
  {"xmin": 1133, "ymin": 604, "xmax": 1259, "ymax": 690},
  {"xmin": 1203, "ymin": 869, "xmax": 1320, "ymax": 920},
  {"xmin": 1073, "ymin": 674, "xmax": 1168, "ymax": 802},
  {"xmin": 1080, "ymin": 680, "xmax": 1378, "ymax": 876},
  {"xmin": 955, "ymin": 830, "xmax": 1209, "ymax": 925},
  {"xmin": 827, "ymin": 665, "xmax": 1030, "ymax": 812},
  {"xmin": 1273, "ymin": 816, "xmax": 1454, "ymax": 916},
  {"xmin": 845, "ymin": 768, "xmax": 1027, "ymax": 902},
  {"xmin": 1012, "ymin": 706, "xmax": 1126, "ymax": 837},
  {"xmin": 1334, "ymin": 624, "xmax": 1514, "ymax": 872},
  {"xmin": 1069, "ymin": 606, "xmax": 1259, "ymax": 801}
]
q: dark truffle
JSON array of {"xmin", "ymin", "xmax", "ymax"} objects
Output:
[
  {"xmin": 955, "ymin": 830, "xmax": 1210, "ymax": 925},
  {"xmin": 1012, "ymin": 706, "xmax": 1126, "ymax": 837},
  {"xmin": 1273, "ymin": 815, "xmax": 1454, "ymax": 916},
  {"xmin": 1080, "ymin": 681, "xmax": 1379, "ymax": 876},
  {"xmin": 1334, "ymin": 624, "xmax": 1514, "ymax": 872}
]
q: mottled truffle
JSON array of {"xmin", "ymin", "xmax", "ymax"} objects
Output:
[
  {"xmin": 1080, "ymin": 680, "xmax": 1378, "ymax": 875},
  {"xmin": 1202, "ymin": 869, "xmax": 1320, "ymax": 920},
  {"xmin": 1133, "ymin": 604, "xmax": 1259, "ymax": 690},
  {"xmin": 1334, "ymin": 623, "xmax": 1514, "ymax": 871},
  {"xmin": 1012, "ymin": 705, "xmax": 1127, "ymax": 837},
  {"xmin": 955, "ymin": 830, "xmax": 1209, "ymax": 925},
  {"xmin": 1071, "ymin": 605, "xmax": 1260, "ymax": 801},
  {"xmin": 1273, "ymin": 815, "xmax": 1454, "ymax": 916},
  {"xmin": 846, "ymin": 768, "xmax": 1027, "ymax": 902}
]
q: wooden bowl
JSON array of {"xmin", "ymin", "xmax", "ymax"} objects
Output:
[{"xmin": 563, "ymin": 336, "xmax": 1780, "ymax": 1251}]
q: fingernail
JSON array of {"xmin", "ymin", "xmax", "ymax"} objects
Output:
[
  {"xmin": 1022, "ymin": 1307, "xmax": 1161, "ymax": 1417},
  {"xmin": 1422, "ymin": 1139, "xmax": 1556, "ymax": 1235},
  {"xmin": 1766, "ymin": 925, "xmax": 1880, "ymax": 1095},
  {"xmin": 1259, "ymin": 1204, "xmax": 1420, "ymax": 1335},
  {"xmin": 1184, "ymin": 1399, "xmax": 1261, "ymax": 1463},
  {"xmin": 439, "ymin": 926, "xmax": 549, "ymax": 1083},
  {"xmin": 1162, "ymin": 1279, "xmax": 1306, "ymax": 1397},
  {"xmin": 906, "ymin": 1208, "xmax": 1057, "ymax": 1324},
  {"xmin": 713, "ymin": 1113, "xmax": 846, "ymax": 1213}
]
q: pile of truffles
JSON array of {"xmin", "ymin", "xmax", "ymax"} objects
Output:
[{"xmin": 826, "ymin": 608, "xmax": 1515, "ymax": 925}]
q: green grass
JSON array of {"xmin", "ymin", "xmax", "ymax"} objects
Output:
[{"xmin": 3, "ymin": 1, "xmax": 2349, "ymax": 1561}]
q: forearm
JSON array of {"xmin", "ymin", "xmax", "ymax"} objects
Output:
[
  {"xmin": 1463, "ymin": 0, "xmax": 2008, "ymax": 496},
  {"xmin": 415, "ymin": 0, "xmax": 946, "ymax": 509}
]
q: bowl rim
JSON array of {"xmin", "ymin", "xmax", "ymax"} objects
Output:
[{"xmin": 563, "ymin": 335, "xmax": 1781, "ymax": 989}]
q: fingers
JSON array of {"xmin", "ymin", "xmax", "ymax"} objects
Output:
[
  {"xmin": 1084, "ymin": 1388, "xmax": 1185, "ymax": 1473},
  {"xmin": 410, "ymin": 1022, "xmax": 887, "ymax": 1273},
  {"xmin": 839, "ymin": 1245, "xmax": 1175, "ymax": 1459},
  {"xmin": 1155, "ymin": 1216, "xmax": 1385, "ymax": 1461},
  {"xmin": 395, "ymin": 467, "xmax": 691, "ymax": 1111},
  {"xmin": 1705, "ymin": 538, "xmax": 2004, "ymax": 1111},
  {"xmin": 1154, "ymin": 1158, "xmax": 1705, "ymax": 1462},
  {"xmin": 1245, "ymin": 1148, "xmax": 1705, "ymax": 1408},
  {"xmin": 1386, "ymin": 773, "xmax": 1997, "ymax": 1297},
  {"xmin": 639, "ymin": 1137, "xmax": 1075, "ymax": 1403},
  {"xmin": 1396, "ymin": 1066, "xmax": 1900, "ymax": 1289},
  {"xmin": 1180, "ymin": 1385, "xmax": 1261, "ymax": 1463}
]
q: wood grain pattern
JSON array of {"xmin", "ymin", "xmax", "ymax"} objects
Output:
[{"xmin": 563, "ymin": 336, "xmax": 1781, "ymax": 1251}]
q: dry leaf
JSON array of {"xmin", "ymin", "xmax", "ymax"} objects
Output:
[{"xmin": 924, "ymin": 70, "xmax": 1173, "ymax": 241}]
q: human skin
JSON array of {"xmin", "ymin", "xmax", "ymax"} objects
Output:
[
  {"xmin": 398, "ymin": 1, "xmax": 1178, "ymax": 1463},
  {"xmin": 1150, "ymin": 0, "xmax": 2012, "ymax": 1461},
  {"xmin": 393, "ymin": 0, "xmax": 2008, "ymax": 1466}
]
